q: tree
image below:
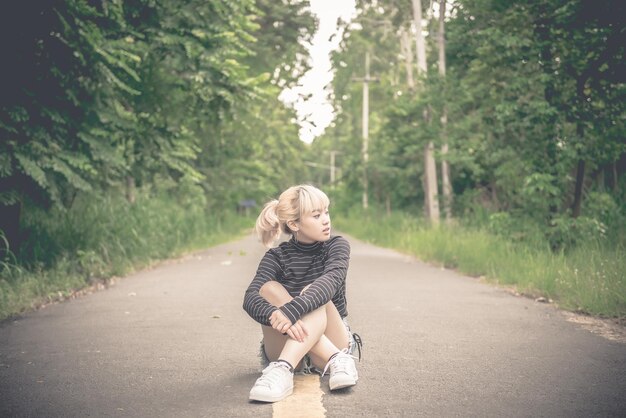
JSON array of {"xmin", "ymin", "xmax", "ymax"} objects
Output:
[
  {"xmin": 438, "ymin": 0, "xmax": 453, "ymax": 221},
  {"xmin": 0, "ymin": 0, "xmax": 136, "ymax": 251},
  {"xmin": 412, "ymin": 0, "xmax": 440, "ymax": 224},
  {"xmin": 527, "ymin": 0, "xmax": 626, "ymax": 217},
  {"xmin": 0, "ymin": 0, "xmax": 315, "ymax": 256}
]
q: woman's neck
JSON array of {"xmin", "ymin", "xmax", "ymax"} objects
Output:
[{"xmin": 290, "ymin": 236, "xmax": 322, "ymax": 252}]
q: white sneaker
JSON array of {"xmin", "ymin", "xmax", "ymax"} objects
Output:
[
  {"xmin": 249, "ymin": 362, "xmax": 294, "ymax": 402},
  {"xmin": 324, "ymin": 349, "xmax": 358, "ymax": 390}
]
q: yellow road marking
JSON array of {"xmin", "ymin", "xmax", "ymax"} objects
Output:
[{"xmin": 273, "ymin": 374, "xmax": 326, "ymax": 418}]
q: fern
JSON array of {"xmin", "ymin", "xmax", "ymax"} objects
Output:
[
  {"xmin": 0, "ymin": 154, "xmax": 12, "ymax": 177},
  {"xmin": 0, "ymin": 191, "xmax": 20, "ymax": 206},
  {"xmin": 15, "ymin": 153, "xmax": 48, "ymax": 190}
]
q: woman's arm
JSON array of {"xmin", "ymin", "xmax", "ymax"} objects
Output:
[
  {"xmin": 242, "ymin": 250, "xmax": 283, "ymax": 326},
  {"xmin": 279, "ymin": 237, "xmax": 350, "ymax": 324}
]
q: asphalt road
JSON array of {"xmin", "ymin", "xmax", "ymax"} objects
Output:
[{"xmin": 1, "ymin": 233, "xmax": 625, "ymax": 417}]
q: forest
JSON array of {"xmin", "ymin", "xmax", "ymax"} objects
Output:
[{"xmin": 0, "ymin": 0, "xmax": 624, "ymax": 319}]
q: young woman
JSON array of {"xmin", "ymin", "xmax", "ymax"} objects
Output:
[{"xmin": 243, "ymin": 185, "xmax": 361, "ymax": 403}]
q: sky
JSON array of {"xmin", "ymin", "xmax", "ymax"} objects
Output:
[{"xmin": 279, "ymin": 0, "xmax": 357, "ymax": 144}]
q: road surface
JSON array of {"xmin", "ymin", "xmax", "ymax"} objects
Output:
[{"xmin": 1, "ymin": 233, "xmax": 625, "ymax": 417}]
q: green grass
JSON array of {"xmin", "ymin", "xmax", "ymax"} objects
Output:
[
  {"xmin": 0, "ymin": 193, "xmax": 253, "ymax": 321},
  {"xmin": 335, "ymin": 210, "xmax": 626, "ymax": 318}
]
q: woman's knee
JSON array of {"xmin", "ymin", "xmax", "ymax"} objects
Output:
[
  {"xmin": 259, "ymin": 280, "xmax": 292, "ymax": 305},
  {"xmin": 300, "ymin": 286, "xmax": 338, "ymax": 312}
]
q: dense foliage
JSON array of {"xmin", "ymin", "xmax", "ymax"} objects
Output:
[
  {"xmin": 311, "ymin": 0, "xmax": 625, "ymax": 249},
  {"xmin": 0, "ymin": 0, "xmax": 317, "ymax": 262}
]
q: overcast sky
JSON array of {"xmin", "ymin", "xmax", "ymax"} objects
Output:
[{"xmin": 279, "ymin": 0, "xmax": 357, "ymax": 144}]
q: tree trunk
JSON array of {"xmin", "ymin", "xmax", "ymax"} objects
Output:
[
  {"xmin": 424, "ymin": 138, "xmax": 439, "ymax": 221},
  {"xmin": 126, "ymin": 176, "xmax": 136, "ymax": 204},
  {"xmin": 412, "ymin": 0, "xmax": 427, "ymax": 77},
  {"xmin": 571, "ymin": 123, "xmax": 585, "ymax": 218},
  {"xmin": 438, "ymin": 0, "xmax": 452, "ymax": 221},
  {"xmin": 572, "ymin": 159, "xmax": 585, "ymax": 218},
  {"xmin": 412, "ymin": 0, "xmax": 440, "ymax": 224},
  {"xmin": 596, "ymin": 168, "xmax": 605, "ymax": 191},
  {"xmin": 386, "ymin": 193, "xmax": 391, "ymax": 217},
  {"xmin": 536, "ymin": 17, "xmax": 560, "ymax": 220},
  {"xmin": 437, "ymin": 1, "xmax": 446, "ymax": 75},
  {"xmin": 362, "ymin": 52, "xmax": 370, "ymax": 210},
  {"xmin": 400, "ymin": 26, "xmax": 415, "ymax": 90}
]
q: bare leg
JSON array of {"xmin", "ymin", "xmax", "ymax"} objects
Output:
[
  {"xmin": 259, "ymin": 281, "xmax": 350, "ymax": 369},
  {"xmin": 307, "ymin": 301, "xmax": 350, "ymax": 369}
]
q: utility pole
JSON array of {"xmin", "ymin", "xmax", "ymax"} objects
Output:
[{"xmin": 352, "ymin": 52, "xmax": 378, "ymax": 210}]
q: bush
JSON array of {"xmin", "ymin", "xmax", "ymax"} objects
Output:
[{"xmin": 546, "ymin": 215, "xmax": 607, "ymax": 250}]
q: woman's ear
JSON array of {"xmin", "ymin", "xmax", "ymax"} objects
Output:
[{"xmin": 287, "ymin": 220, "xmax": 299, "ymax": 232}]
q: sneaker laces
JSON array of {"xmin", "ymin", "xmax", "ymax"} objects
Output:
[
  {"xmin": 255, "ymin": 362, "xmax": 291, "ymax": 388},
  {"xmin": 322, "ymin": 348, "xmax": 358, "ymax": 377}
]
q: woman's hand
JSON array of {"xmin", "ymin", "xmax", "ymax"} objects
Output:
[
  {"xmin": 286, "ymin": 320, "xmax": 308, "ymax": 343},
  {"xmin": 269, "ymin": 309, "xmax": 293, "ymax": 334},
  {"xmin": 269, "ymin": 310, "xmax": 308, "ymax": 342}
]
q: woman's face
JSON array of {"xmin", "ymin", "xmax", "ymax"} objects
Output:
[{"xmin": 295, "ymin": 207, "xmax": 331, "ymax": 243}]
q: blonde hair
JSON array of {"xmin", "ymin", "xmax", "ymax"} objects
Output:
[{"xmin": 255, "ymin": 185, "xmax": 330, "ymax": 247}]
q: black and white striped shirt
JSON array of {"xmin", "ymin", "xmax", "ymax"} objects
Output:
[{"xmin": 243, "ymin": 235, "xmax": 350, "ymax": 326}]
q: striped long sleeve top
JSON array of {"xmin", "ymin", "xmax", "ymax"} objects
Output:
[{"xmin": 243, "ymin": 235, "xmax": 350, "ymax": 326}]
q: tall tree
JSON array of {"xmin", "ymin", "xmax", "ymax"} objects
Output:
[
  {"xmin": 412, "ymin": 0, "xmax": 440, "ymax": 223},
  {"xmin": 438, "ymin": 0, "xmax": 452, "ymax": 221}
]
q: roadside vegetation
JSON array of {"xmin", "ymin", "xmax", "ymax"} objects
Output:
[
  {"xmin": 0, "ymin": 189, "xmax": 253, "ymax": 320},
  {"xmin": 334, "ymin": 207, "xmax": 625, "ymax": 318}
]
